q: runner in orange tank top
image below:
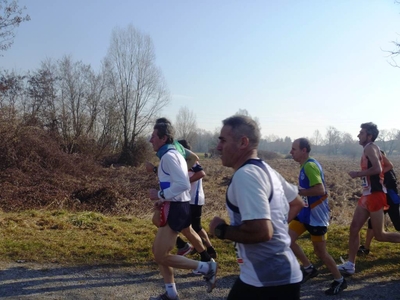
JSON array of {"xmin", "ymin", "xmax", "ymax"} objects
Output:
[{"xmin": 337, "ymin": 122, "xmax": 400, "ymax": 276}]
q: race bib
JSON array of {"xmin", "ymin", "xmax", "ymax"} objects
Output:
[
  {"xmin": 361, "ymin": 176, "xmax": 368, "ymax": 187},
  {"xmin": 302, "ymin": 196, "xmax": 309, "ymax": 207},
  {"xmin": 234, "ymin": 242, "xmax": 243, "ymax": 264}
]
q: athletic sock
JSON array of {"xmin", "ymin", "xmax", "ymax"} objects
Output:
[
  {"xmin": 207, "ymin": 246, "xmax": 216, "ymax": 252},
  {"xmin": 304, "ymin": 264, "xmax": 314, "ymax": 272},
  {"xmin": 195, "ymin": 261, "xmax": 209, "ymax": 274},
  {"xmin": 335, "ymin": 276, "xmax": 344, "ymax": 283},
  {"xmin": 176, "ymin": 236, "xmax": 187, "ymax": 249},
  {"xmin": 165, "ymin": 283, "xmax": 178, "ymax": 299},
  {"xmin": 199, "ymin": 250, "xmax": 211, "ymax": 262}
]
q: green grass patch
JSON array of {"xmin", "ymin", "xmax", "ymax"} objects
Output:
[{"xmin": 1, "ymin": 210, "xmax": 400, "ymax": 278}]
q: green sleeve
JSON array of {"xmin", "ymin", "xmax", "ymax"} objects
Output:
[
  {"xmin": 173, "ymin": 141, "xmax": 186, "ymax": 157},
  {"xmin": 304, "ymin": 162, "xmax": 323, "ymax": 187}
]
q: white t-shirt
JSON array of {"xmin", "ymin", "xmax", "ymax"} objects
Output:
[
  {"xmin": 226, "ymin": 159, "xmax": 302, "ymax": 287},
  {"xmin": 158, "ymin": 149, "xmax": 191, "ymax": 202}
]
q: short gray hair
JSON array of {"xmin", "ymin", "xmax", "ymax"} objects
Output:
[
  {"xmin": 153, "ymin": 122, "xmax": 175, "ymax": 144},
  {"xmin": 222, "ymin": 115, "xmax": 260, "ymax": 147}
]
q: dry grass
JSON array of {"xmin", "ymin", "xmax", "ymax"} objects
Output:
[{"xmin": 1, "ymin": 123, "xmax": 400, "ymax": 277}]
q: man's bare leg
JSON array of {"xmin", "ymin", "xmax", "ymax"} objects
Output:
[
  {"xmin": 181, "ymin": 226, "xmax": 206, "ymax": 253},
  {"xmin": 153, "ymin": 224, "xmax": 201, "ymax": 276},
  {"xmin": 370, "ymin": 209, "xmax": 400, "ymax": 242},
  {"xmin": 348, "ymin": 206, "xmax": 370, "ymax": 264}
]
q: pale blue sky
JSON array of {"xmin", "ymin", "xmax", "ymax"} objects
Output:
[{"xmin": 3, "ymin": 0, "xmax": 400, "ymax": 140}]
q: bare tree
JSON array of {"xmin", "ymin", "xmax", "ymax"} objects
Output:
[
  {"xmin": 377, "ymin": 129, "xmax": 389, "ymax": 153},
  {"xmin": 25, "ymin": 60, "xmax": 60, "ymax": 129},
  {"xmin": 175, "ymin": 106, "xmax": 197, "ymax": 143},
  {"xmin": 103, "ymin": 24, "xmax": 170, "ymax": 163},
  {"xmin": 193, "ymin": 128, "xmax": 214, "ymax": 152},
  {"xmin": 57, "ymin": 56, "xmax": 92, "ymax": 152},
  {"xmin": 0, "ymin": 69, "xmax": 25, "ymax": 121},
  {"xmin": 325, "ymin": 126, "xmax": 341, "ymax": 155},
  {"xmin": 385, "ymin": 129, "xmax": 400, "ymax": 155},
  {"xmin": 312, "ymin": 129, "xmax": 323, "ymax": 147},
  {"xmin": 340, "ymin": 132, "xmax": 359, "ymax": 158},
  {"xmin": 0, "ymin": 0, "xmax": 30, "ymax": 53},
  {"xmin": 235, "ymin": 108, "xmax": 261, "ymax": 132}
]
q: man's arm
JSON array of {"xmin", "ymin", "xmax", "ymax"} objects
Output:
[
  {"xmin": 189, "ymin": 163, "xmax": 205, "ymax": 183},
  {"xmin": 145, "ymin": 162, "xmax": 156, "ymax": 173},
  {"xmin": 349, "ymin": 145, "xmax": 382, "ymax": 178},
  {"xmin": 150, "ymin": 153, "xmax": 190, "ymax": 201},
  {"xmin": 301, "ymin": 162, "xmax": 326, "ymax": 196},
  {"xmin": 209, "ymin": 166, "xmax": 274, "ymax": 244},
  {"xmin": 288, "ymin": 195, "xmax": 305, "ymax": 222},
  {"xmin": 382, "ymin": 155, "xmax": 394, "ymax": 173},
  {"xmin": 210, "ymin": 217, "xmax": 272, "ymax": 244},
  {"xmin": 190, "ymin": 169, "xmax": 205, "ymax": 183},
  {"xmin": 163, "ymin": 155, "xmax": 191, "ymax": 199},
  {"xmin": 298, "ymin": 183, "xmax": 325, "ymax": 197},
  {"xmin": 185, "ymin": 149, "xmax": 199, "ymax": 168}
]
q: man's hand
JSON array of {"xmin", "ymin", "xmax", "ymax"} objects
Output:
[
  {"xmin": 209, "ymin": 216, "xmax": 226, "ymax": 236},
  {"xmin": 348, "ymin": 171, "xmax": 359, "ymax": 179},
  {"xmin": 153, "ymin": 200, "xmax": 163, "ymax": 210},
  {"xmin": 149, "ymin": 188, "xmax": 160, "ymax": 200},
  {"xmin": 146, "ymin": 162, "xmax": 155, "ymax": 173}
]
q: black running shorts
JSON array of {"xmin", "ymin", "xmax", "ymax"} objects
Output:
[{"xmin": 167, "ymin": 201, "xmax": 191, "ymax": 232}]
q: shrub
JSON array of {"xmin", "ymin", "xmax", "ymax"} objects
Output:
[
  {"xmin": 258, "ymin": 150, "xmax": 283, "ymax": 160},
  {"xmin": 118, "ymin": 136, "xmax": 153, "ymax": 167}
]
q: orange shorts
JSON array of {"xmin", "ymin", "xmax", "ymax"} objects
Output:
[{"xmin": 358, "ymin": 192, "xmax": 388, "ymax": 212}]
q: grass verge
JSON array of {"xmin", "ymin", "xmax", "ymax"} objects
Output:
[{"xmin": 1, "ymin": 210, "xmax": 400, "ymax": 278}]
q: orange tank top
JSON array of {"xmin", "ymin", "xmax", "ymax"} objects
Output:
[{"xmin": 360, "ymin": 143, "xmax": 386, "ymax": 195}]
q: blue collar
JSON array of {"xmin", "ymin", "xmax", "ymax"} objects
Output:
[{"xmin": 156, "ymin": 143, "xmax": 175, "ymax": 159}]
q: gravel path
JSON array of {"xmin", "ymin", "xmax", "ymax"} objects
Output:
[{"xmin": 1, "ymin": 262, "xmax": 400, "ymax": 299}]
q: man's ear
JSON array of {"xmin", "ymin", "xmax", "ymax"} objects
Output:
[{"xmin": 239, "ymin": 136, "xmax": 250, "ymax": 148}]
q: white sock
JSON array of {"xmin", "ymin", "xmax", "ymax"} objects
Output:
[
  {"xmin": 165, "ymin": 283, "xmax": 178, "ymax": 299},
  {"xmin": 335, "ymin": 276, "xmax": 344, "ymax": 283},
  {"xmin": 194, "ymin": 261, "xmax": 209, "ymax": 274},
  {"xmin": 304, "ymin": 264, "xmax": 313, "ymax": 270}
]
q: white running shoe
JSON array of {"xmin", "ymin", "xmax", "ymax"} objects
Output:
[
  {"xmin": 149, "ymin": 292, "xmax": 180, "ymax": 300},
  {"xmin": 203, "ymin": 260, "xmax": 218, "ymax": 293}
]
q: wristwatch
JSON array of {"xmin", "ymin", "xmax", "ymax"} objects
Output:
[{"xmin": 214, "ymin": 223, "xmax": 228, "ymax": 240}]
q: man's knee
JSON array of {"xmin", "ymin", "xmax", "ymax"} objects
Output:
[
  {"xmin": 373, "ymin": 231, "xmax": 386, "ymax": 241},
  {"xmin": 153, "ymin": 251, "xmax": 169, "ymax": 265},
  {"xmin": 312, "ymin": 241, "xmax": 327, "ymax": 258},
  {"xmin": 349, "ymin": 221, "xmax": 362, "ymax": 235}
]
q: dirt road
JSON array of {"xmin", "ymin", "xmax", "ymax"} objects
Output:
[{"xmin": 1, "ymin": 262, "xmax": 399, "ymax": 299}]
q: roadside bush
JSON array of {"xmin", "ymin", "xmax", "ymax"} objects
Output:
[
  {"xmin": 258, "ymin": 150, "xmax": 282, "ymax": 160},
  {"xmin": 118, "ymin": 136, "xmax": 153, "ymax": 167}
]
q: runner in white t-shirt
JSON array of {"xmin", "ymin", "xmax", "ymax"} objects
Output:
[{"xmin": 209, "ymin": 115, "xmax": 304, "ymax": 300}]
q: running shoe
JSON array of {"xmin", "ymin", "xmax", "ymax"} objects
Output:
[
  {"xmin": 337, "ymin": 257, "xmax": 355, "ymax": 275},
  {"xmin": 192, "ymin": 269, "xmax": 202, "ymax": 275},
  {"xmin": 324, "ymin": 278, "xmax": 348, "ymax": 295},
  {"xmin": 177, "ymin": 243, "xmax": 194, "ymax": 256},
  {"xmin": 357, "ymin": 245, "xmax": 370, "ymax": 256},
  {"xmin": 203, "ymin": 260, "xmax": 218, "ymax": 293},
  {"xmin": 149, "ymin": 292, "xmax": 180, "ymax": 300},
  {"xmin": 301, "ymin": 265, "xmax": 319, "ymax": 284}
]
